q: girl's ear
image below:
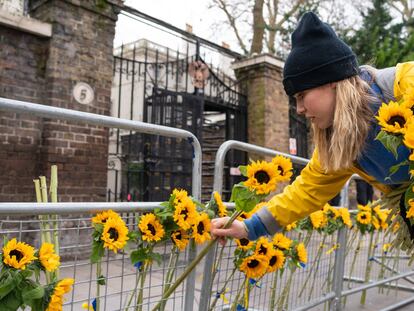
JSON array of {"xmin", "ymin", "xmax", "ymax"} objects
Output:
[{"xmin": 330, "ymin": 82, "xmax": 337, "ymax": 89}]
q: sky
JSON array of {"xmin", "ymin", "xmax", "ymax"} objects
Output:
[{"xmin": 114, "ymin": 0, "xmax": 238, "ymax": 53}]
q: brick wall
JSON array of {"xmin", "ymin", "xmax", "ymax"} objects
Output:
[
  {"xmin": 0, "ymin": 0, "xmax": 122, "ymax": 202},
  {"xmin": 233, "ymin": 54, "xmax": 290, "ymax": 157}
]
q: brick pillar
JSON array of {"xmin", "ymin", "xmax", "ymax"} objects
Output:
[
  {"xmin": 233, "ymin": 54, "xmax": 289, "ymax": 155},
  {"xmin": 31, "ymin": 0, "xmax": 122, "ymax": 202}
]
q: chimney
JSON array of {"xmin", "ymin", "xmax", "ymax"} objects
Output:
[{"xmin": 185, "ymin": 23, "xmax": 193, "ymax": 33}]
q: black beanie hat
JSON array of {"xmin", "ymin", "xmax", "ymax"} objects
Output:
[{"xmin": 283, "ymin": 12, "xmax": 359, "ymax": 96}]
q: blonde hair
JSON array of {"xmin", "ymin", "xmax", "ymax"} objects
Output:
[{"xmin": 313, "ymin": 75, "xmax": 376, "ymax": 172}]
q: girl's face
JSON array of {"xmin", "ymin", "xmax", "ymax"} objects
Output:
[{"xmin": 294, "ymin": 83, "xmax": 336, "ymax": 129}]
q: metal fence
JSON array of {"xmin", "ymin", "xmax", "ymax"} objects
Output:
[{"xmin": 0, "ymin": 99, "xmax": 413, "ymax": 311}]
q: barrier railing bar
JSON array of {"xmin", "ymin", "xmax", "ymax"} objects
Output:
[
  {"xmin": 199, "ymin": 140, "xmax": 310, "ymax": 311},
  {"xmin": 343, "ymin": 276, "xmax": 414, "ymax": 293},
  {"xmin": 291, "ymin": 292, "xmax": 336, "ymax": 311},
  {"xmin": 0, "ymin": 97, "xmax": 201, "ymax": 311}
]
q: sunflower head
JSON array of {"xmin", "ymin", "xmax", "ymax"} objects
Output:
[
  {"xmin": 267, "ymin": 248, "xmax": 285, "ymax": 273},
  {"xmin": 285, "ymin": 221, "xmax": 297, "ymax": 231},
  {"xmin": 235, "ymin": 238, "xmax": 254, "ymax": 251},
  {"xmin": 172, "ymin": 188, "xmax": 189, "ymax": 206},
  {"xmin": 323, "ymin": 204, "xmax": 340, "ymax": 218},
  {"xmin": 173, "ymin": 197, "xmax": 198, "ymax": 230},
  {"xmin": 255, "ymin": 237, "xmax": 272, "ymax": 258},
  {"xmin": 356, "ymin": 211, "xmax": 372, "ymax": 225},
  {"xmin": 272, "ymin": 233, "xmax": 292, "ymax": 250},
  {"xmin": 338, "ymin": 208, "xmax": 352, "ymax": 228},
  {"xmin": 236, "ymin": 202, "xmax": 266, "ymax": 221},
  {"xmin": 46, "ymin": 278, "xmax": 74, "ymax": 311},
  {"xmin": 243, "ymin": 160, "xmax": 279, "ymax": 195},
  {"xmin": 271, "ymin": 155, "xmax": 293, "ymax": 182},
  {"xmin": 310, "ymin": 210, "xmax": 327, "ymax": 229},
  {"xmin": 213, "ymin": 191, "xmax": 228, "ymax": 217},
  {"xmin": 2, "ymin": 238, "xmax": 36, "ymax": 270},
  {"xmin": 138, "ymin": 213, "xmax": 165, "ymax": 242},
  {"xmin": 239, "ymin": 254, "xmax": 268, "ymax": 279},
  {"xmin": 39, "ymin": 243, "xmax": 60, "ymax": 272},
  {"xmin": 92, "ymin": 209, "xmax": 122, "ymax": 225},
  {"xmin": 376, "ymin": 101, "xmax": 413, "ymax": 134},
  {"xmin": 406, "ymin": 199, "xmax": 414, "ymax": 218},
  {"xmin": 192, "ymin": 213, "xmax": 211, "ymax": 244},
  {"xmin": 171, "ymin": 229, "xmax": 190, "ymax": 251},
  {"xmin": 403, "ymin": 122, "xmax": 414, "ymax": 149},
  {"xmin": 101, "ymin": 217, "xmax": 129, "ymax": 252},
  {"xmin": 296, "ymin": 243, "xmax": 307, "ymax": 264}
]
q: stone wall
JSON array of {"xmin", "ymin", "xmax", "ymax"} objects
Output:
[{"xmin": 0, "ymin": 0, "xmax": 123, "ymax": 202}]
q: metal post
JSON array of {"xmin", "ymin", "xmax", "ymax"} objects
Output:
[
  {"xmin": 330, "ymin": 182, "xmax": 351, "ymax": 311},
  {"xmin": 198, "ymin": 140, "xmax": 309, "ymax": 311}
]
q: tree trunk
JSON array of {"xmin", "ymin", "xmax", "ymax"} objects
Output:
[{"xmin": 250, "ymin": 0, "xmax": 265, "ymax": 54}]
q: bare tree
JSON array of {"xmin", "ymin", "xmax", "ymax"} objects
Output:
[
  {"xmin": 388, "ymin": 0, "xmax": 414, "ymax": 32},
  {"xmin": 209, "ymin": 0, "xmax": 355, "ymax": 56}
]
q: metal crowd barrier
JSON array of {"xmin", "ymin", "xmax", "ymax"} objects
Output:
[
  {"xmin": 1, "ymin": 98, "xmax": 413, "ymax": 310},
  {"xmin": 198, "ymin": 140, "xmax": 414, "ymax": 311},
  {"xmin": 0, "ymin": 97, "xmax": 202, "ymax": 311}
]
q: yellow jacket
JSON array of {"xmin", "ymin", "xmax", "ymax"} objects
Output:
[{"xmin": 249, "ymin": 62, "xmax": 414, "ymax": 235}]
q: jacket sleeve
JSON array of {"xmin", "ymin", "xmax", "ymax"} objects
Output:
[
  {"xmin": 244, "ymin": 149, "xmax": 353, "ymax": 239},
  {"xmin": 394, "ymin": 61, "xmax": 414, "ymax": 99}
]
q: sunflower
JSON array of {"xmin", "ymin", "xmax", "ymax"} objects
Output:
[
  {"xmin": 323, "ymin": 204, "xmax": 339, "ymax": 218},
  {"xmin": 235, "ymin": 238, "xmax": 254, "ymax": 251},
  {"xmin": 2, "ymin": 238, "xmax": 36, "ymax": 270},
  {"xmin": 285, "ymin": 221, "xmax": 297, "ymax": 231},
  {"xmin": 383, "ymin": 243, "xmax": 391, "ymax": 253},
  {"xmin": 271, "ymin": 155, "xmax": 293, "ymax": 182},
  {"xmin": 138, "ymin": 213, "xmax": 165, "ymax": 242},
  {"xmin": 239, "ymin": 254, "xmax": 268, "ymax": 279},
  {"xmin": 172, "ymin": 188, "xmax": 189, "ymax": 206},
  {"xmin": 296, "ymin": 243, "xmax": 307, "ymax": 264},
  {"xmin": 255, "ymin": 237, "xmax": 273, "ymax": 258},
  {"xmin": 357, "ymin": 204, "xmax": 371, "ymax": 212},
  {"xmin": 272, "ymin": 233, "xmax": 292, "ymax": 250},
  {"xmin": 310, "ymin": 210, "xmax": 327, "ymax": 229},
  {"xmin": 39, "ymin": 243, "xmax": 60, "ymax": 272},
  {"xmin": 171, "ymin": 229, "xmax": 190, "ymax": 251},
  {"xmin": 267, "ymin": 248, "xmax": 285, "ymax": 273},
  {"xmin": 376, "ymin": 101, "xmax": 413, "ymax": 134},
  {"xmin": 101, "ymin": 217, "xmax": 129, "ymax": 252},
  {"xmin": 407, "ymin": 199, "xmax": 414, "ymax": 218},
  {"xmin": 213, "ymin": 191, "xmax": 228, "ymax": 217},
  {"xmin": 173, "ymin": 197, "xmax": 198, "ymax": 230},
  {"xmin": 192, "ymin": 213, "xmax": 211, "ymax": 244},
  {"xmin": 372, "ymin": 216, "xmax": 380, "ymax": 230},
  {"xmin": 338, "ymin": 208, "xmax": 352, "ymax": 228},
  {"xmin": 403, "ymin": 122, "xmax": 414, "ymax": 149},
  {"xmin": 92, "ymin": 209, "xmax": 122, "ymax": 224},
  {"xmin": 392, "ymin": 221, "xmax": 400, "ymax": 233},
  {"xmin": 356, "ymin": 211, "xmax": 372, "ymax": 225},
  {"xmin": 46, "ymin": 278, "xmax": 74, "ymax": 311},
  {"xmin": 243, "ymin": 160, "xmax": 279, "ymax": 195}
]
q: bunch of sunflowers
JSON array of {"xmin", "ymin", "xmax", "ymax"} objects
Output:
[
  {"xmin": 375, "ymin": 87, "xmax": 414, "ymax": 253},
  {"xmin": 0, "ymin": 238, "xmax": 73, "ymax": 310}
]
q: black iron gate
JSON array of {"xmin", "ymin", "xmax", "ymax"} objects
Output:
[{"xmin": 108, "ymin": 40, "xmax": 247, "ymax": 202}]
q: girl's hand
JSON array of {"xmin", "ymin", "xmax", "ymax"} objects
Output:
[{"xmin": 211, "ymin": 217, "xmax": 248, "ymax": 245}]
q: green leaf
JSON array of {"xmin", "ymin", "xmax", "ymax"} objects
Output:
[
  {"xmin": 21, "ymin": 282, "xmax": 44, "ymax": 302},
  {"xmin": 375, "ymin": 131, "xmax": 403, "ymax": 159},
  {"xmin": 388, "ymin": 160, "xmax": 410, "ymax": 177},
  {"xmin": 97, "ymin": 275, "xmax": 106, "ymax": 286},
  {"xmin": 405, "ymin": 182, "xmax": 414, "ymax": 207},
  {"xmin": 149, "ymin": 252, "xmax": 162, "ymax": 265},
  {"xmin": 0, "ymin": 270, "xmax": 22, "ymax": 300},
  {"xmin": 239, "ymin": 165, "xmax": 247, "ymax": 177},
  {"xmin": 90, "ymin": 241, "xmax": 104, "ymax": 264},
  {"xmin": 230, "ymin": 184, "xmax": 261, "ymax": 213},
  {"xmin": 0, "ymin": 291, "xmax": 22, "ymax": 311},
  {"xmin": 130, "ymin": 248, "xmax": 148, "ymax": 265}
]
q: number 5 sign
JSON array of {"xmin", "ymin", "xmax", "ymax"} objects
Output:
[{"xmin": 73, "ymin": 82, "xmax": 94, "ymax": 105}]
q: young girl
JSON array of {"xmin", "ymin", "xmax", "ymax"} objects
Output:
[{"xmin": 211, "ymin": 12, "xmax": 414, "ymax": 241}]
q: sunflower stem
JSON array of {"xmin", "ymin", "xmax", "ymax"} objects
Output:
[
  {"xmin": 268, "ymin": 269, "xmax": 279, "ymax": 311},
  {"xmin": 125, "ymin": 268, "xmax": 142, "ymax": 310},
  {"xmin": 160, "ymin": 246, "xmax": 179, "ymax": 311},
  {"xmin": 208, "ymin": 267, "xmax": 237, "ymax": 311},
  {"xmin": 361, "ymin": 230, "xmax": 376, "ymax": 305},
  {"xmin": 96, "ymin": 259, "xmax": 102, "ymax": 311},
  {"xmin": 136, "ymin": 261, "xmax": 149, "ymax": 311},
  {"xmin": 151, "ymin": 210, "xmax": 242, "ymax": 311},
  {"xmin": 49, "ymin": 165, "xmax": 60, "ymax": 280},
  {"xmin": 230, "ymin": 276, "xmax": 246, "ymax": 311},
  {"xmin": 303, "ymin": 234, "xmax": 327, "ymax": 299}
]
